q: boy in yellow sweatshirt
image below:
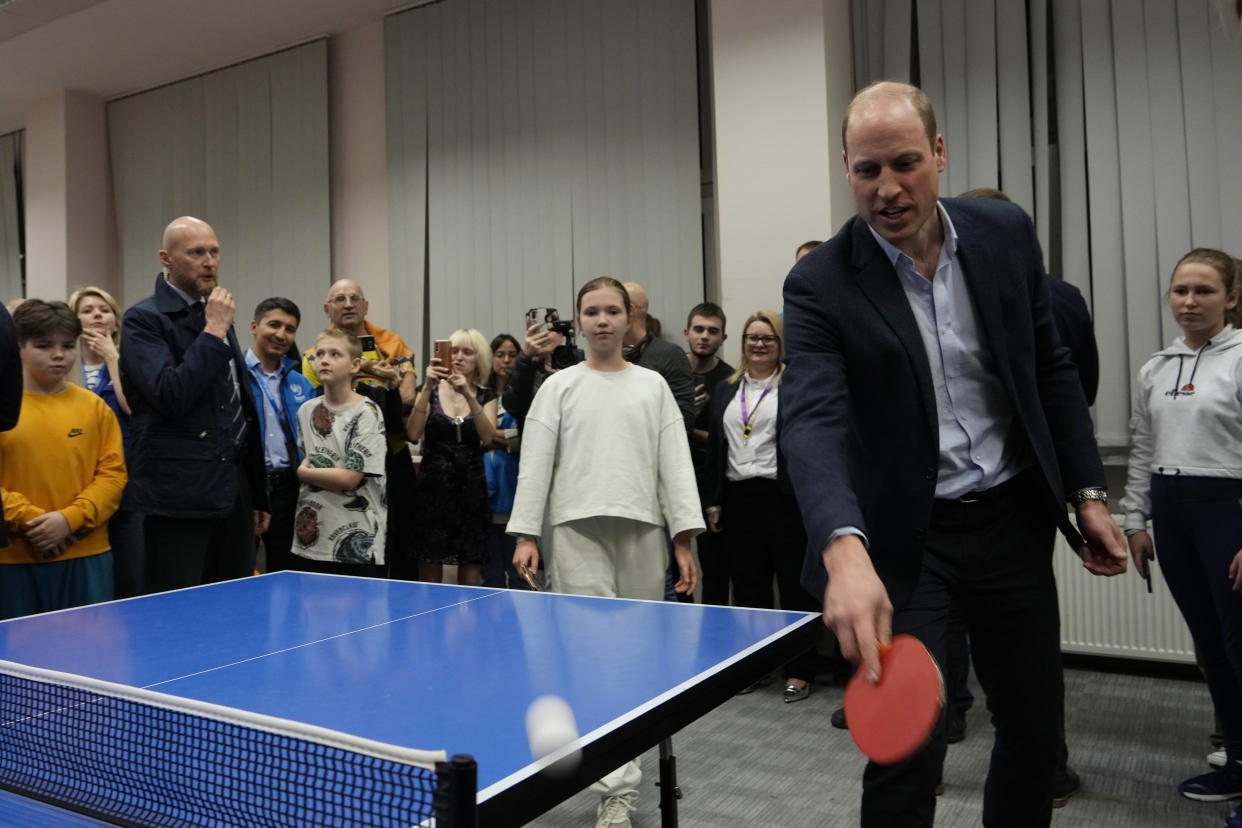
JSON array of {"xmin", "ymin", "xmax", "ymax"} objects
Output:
[{"xmin": 0, "ymin": 300, "xmax": 126, "ymax": 619}]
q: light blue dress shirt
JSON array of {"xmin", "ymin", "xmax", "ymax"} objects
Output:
[
  {"xmin": 868, "ymin": 203, "xmax": 1025, "ymax": 499},
  {"xmin": 244, "ymin": 349, "xmax": 291, "ymax": 472}
]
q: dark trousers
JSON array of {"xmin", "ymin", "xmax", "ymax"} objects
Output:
[
  {"xmin": 288, "ymin": 555, "xmax": 386, "ymax": 579},
  {"xmin": 260, "ymin": 469, "xmax": 299, "ymax": 573},
  {"xmin": 862, "ymin": 470, "xmax": 1061, "ymax": 828},
  {"xmin": 108, "ymin": 506, "xmax": 146, "ymax": 599},
  {"xmin": 945, "ymin": 600, "xmax": 974, "ymax": 714},
  {"xmin": 696, "ymin": 528, "xmax": 730, "ymax": 606},
  {"xmin": 144, "ymin": 464, "xmax": 256, "ymax": 594},
  {"xmin": 482, "ymin": 519, "xmax": 530, "ymax": 589},
  {"xmin": 1150, "ymin": 474, "xmax": 1242, "ymax": 763},
  {"xmin": 722, "ymin": 477, "xmax": 820, "ymax": 682},
  {"xmin": 944, "ymin": 596, "xmax": 1071, "ymax": 772}
]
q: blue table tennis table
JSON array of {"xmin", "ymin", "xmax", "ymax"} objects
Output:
[{"xmin": 0, "ymin": 572, "xmax": 819, "ymax": 826}]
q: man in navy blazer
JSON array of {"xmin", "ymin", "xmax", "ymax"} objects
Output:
[
  {"xmin": 120, "ymin": 216, "xmax": 269, "ymax": 593},
  {"xmin": 781, "ymin": 82, "xmax": 1127, "ymax": 827}
]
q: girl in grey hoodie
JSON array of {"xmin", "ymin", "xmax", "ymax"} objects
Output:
[{"xmin": 1122, "ymin": 248, "xmax": 1242, "ymax": 806}]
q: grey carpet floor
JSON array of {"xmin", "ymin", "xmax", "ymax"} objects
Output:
[{"xmin": 528, "ymin": 665, "xmax": 1229, "ymax": 827}]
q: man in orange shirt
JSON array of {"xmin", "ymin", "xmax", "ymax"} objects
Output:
[{"xmin": 301, "ymin": 279, "xmax": 417, "ymax": 406}]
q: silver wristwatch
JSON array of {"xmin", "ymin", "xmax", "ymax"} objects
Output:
[{"xmin": 1068, "ymin": 487, "xmax": 1108, "ymax": 506}]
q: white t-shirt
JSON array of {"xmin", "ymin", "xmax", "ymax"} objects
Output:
[
  {"xmin": 722, "ymin": 372, "xmax": 780, "ymax": 483},
  {"xmin": 293, "ymin": 397, "xmax": 388, "ymax": 564},
  {"xmin": 508, "ymin": 362, "xmax": 704, "ymax": 538}
]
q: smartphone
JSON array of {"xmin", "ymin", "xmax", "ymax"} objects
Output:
[
  {"xmin": 526, "ymin": 307, "xmax": 559, "ymax": 333},
  {"xmin": 434, "ymin": 339, "xmax": 452, "ymax": 366},
  {"xmin": 358, "ymin": 334, "xmax": 378, "ymax": 360}
]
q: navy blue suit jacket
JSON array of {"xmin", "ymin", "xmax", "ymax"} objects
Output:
[
  {"xmin": 1048, "ymin": 277, "xmax": 1099, "ymax": 407},
  {"xmin": 781, "ymin": 198, "xmax": 1104, "ymax": 608},
  {"xmin": 119, "ymin": 275, "xmax": 268, "ymax": 518}
]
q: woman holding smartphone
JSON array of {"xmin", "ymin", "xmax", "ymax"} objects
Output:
[
  {"xmin": 508, "ymin": 277, "xmax": 702, "ymax": 825},
  {"xmin": 406, "ymin": 328, "xmax": 498, "ymax": 586}
]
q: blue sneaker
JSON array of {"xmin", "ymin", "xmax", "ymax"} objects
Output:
[
  {"xmin": 1179, "ymin": 764, "xmax": 1242, "ymax": 802},
  {"xmin": 1227, "ymin": 802, "xmax": 1242, "ymax": 828}
]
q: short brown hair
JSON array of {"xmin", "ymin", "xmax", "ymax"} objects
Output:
[
  {"xmin": 842, "ymin": 81, "xmax": 938, "ymax": 155},
  {"xmin": 14, "ymin": 299, "xmax": 81, "ymax": 345},
  {"xmin": 315, "ymin": 327, "xmax": 362, "ymax": 359},
  {"xmin": 957, "ymin": 188, "xmax": 1010, "ymax": 202},
  {"xmin": 685, "ymin": 302, "xmax": 726, "ymax": 331}
]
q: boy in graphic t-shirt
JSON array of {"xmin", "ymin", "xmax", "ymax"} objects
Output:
[{"xmin": 291, "ymin": 329, "xmax": 387, "ymax": 577}]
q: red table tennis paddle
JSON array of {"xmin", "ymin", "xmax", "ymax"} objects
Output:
[{"xmin": 843, "ymin": 634, "xmax": 944, "ymax": 765}]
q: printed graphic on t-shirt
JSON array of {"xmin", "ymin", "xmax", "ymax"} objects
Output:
[{"xmin": 294, "ymin": 399, "xmax": 388, "ymax": 565}]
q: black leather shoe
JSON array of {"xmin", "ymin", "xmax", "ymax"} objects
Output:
[
  {"xmin": 783, "ymin": 683, "xmax": 811, "ymax": 703},
  {"xmin": 1051, "ymin": 766, "xmax": 1081, "ymax": 808},
  {"xmin": 831, "ymin": 705, "xmax": 847, "ymax": 729},
  {"xmin": 946, "ymin": 711, "xmax": 966, "ymax": 744}
]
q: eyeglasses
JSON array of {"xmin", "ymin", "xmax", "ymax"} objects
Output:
[{"xmin": 743, "ymin": 334, "xmax": 778, "ymax": 345}]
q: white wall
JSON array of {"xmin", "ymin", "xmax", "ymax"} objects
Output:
[
  {"xmin": 15, "ymin": 7, "xmax": 859, "ymax": 334},
  {"xmin": 328, "ymin": 21, "xmax": 390, "ymax": 328},
  {"xmin": 24, "ymin": 91, "xmax": 113, "ymax": 302},
  {"xmin": 708, "ymin": 0, "xmax": 854, "ymax": 338}
]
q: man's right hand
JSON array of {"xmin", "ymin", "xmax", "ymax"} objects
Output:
[
  {"xmin": 204, "ymin": 287, "xmax": 236, "ymax": 340},
  {"xmin": 822, "ymin": 534, "xmax": 892, "ymax": 685}
]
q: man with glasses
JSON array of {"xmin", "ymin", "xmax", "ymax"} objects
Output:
[
  {"xmin": 302, "ymin": 279, "xmax": 418, "ymax": 578},
  {"xmin": 303, "ymin": 279, "xmax": 417, "ymax": 407}
]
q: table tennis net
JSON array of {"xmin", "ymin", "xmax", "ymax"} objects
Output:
[{"xmin": 0, "ymin": 659, "xmax": 475, "ymax": 827}]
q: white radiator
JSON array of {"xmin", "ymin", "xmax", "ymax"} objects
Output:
[{"xmin": 1054, "ymin": 518, "xmax": 1195, "ymax": 664}]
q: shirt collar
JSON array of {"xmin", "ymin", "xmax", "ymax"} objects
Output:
[
  {"xmin": 244, "ymin": 347, "xmax": 281, "ymax": 377},
  {"xmin": 867, "ymin": 201, "xmax": 959, "ymax": 270},
  {"xmin": 163, "ymin": 275, "xmax": 201, "ymax": 307}
]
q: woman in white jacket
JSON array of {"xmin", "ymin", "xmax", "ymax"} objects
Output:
[
  {"xmin": 1122, "ymin": 248, "xmax": 1242, "ymax": 805},
  {"xmin": 508, "ymin": 276, "xmax": 702, "ymax": 828}
]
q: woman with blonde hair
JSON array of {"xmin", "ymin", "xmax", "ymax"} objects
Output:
[
  {"xmin": 406, "ymin": 327, "xmax": 498, "ymax": 586},
  {"xmin": 68, "ymin": 287, "xmax": 130, "ymax": 420},
  {"xmin": 67, "ymin": 286, "xmax": 143, "ymax": 597},
  {"xmin": 703, "ymin": 310, "xmax": 820, "ymax": 702}
]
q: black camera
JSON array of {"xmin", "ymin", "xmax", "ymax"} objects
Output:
[{"xmin": 526, "ymin": 307, "xmax": 579, "ymax": 370}]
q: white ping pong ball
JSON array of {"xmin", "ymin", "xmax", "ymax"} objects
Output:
[{"xmin": 525, "ymin": 695, "xmax": 581, "ymax": 776}]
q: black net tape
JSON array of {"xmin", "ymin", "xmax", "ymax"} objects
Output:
[{"xmin": 0, "ymin": 670, "xmax": 464, "ymax": 827}]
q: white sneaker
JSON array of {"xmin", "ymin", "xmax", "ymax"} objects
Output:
[
  {"xmin": 595, "ymin": 793, "xmax": 636, "ymax": 827},
  {"xmin": 1209, "ymin": 749, "xmax": 1228, "ymax": 768}
]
